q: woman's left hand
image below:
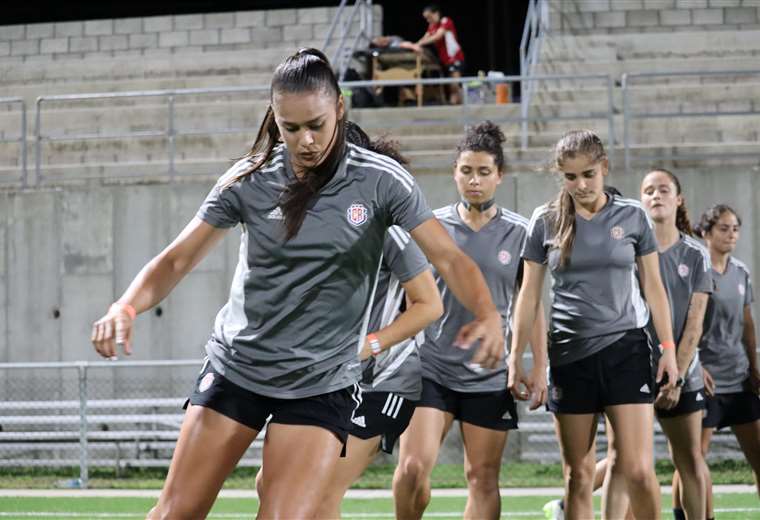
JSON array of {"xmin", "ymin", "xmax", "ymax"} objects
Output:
[
  {"xmin": 655, "ymin": 385, "xmax": 681, "ymax": 410},
  {"xmin": 657, "ymin": 348, "xmax": 679, "ymax": 391}
]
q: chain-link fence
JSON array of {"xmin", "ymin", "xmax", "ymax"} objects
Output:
[{"xmin": 0, "ymin": 359, "xmax": 747, "ymax": 489}]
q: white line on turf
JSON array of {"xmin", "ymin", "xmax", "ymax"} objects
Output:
[
  {"xmin": 0, "ymin": 509, "xmax": 758, "ymax": 518},
  {"xmin": 0, "ymin": 484, "xmax": 753, "ymax": 498}
]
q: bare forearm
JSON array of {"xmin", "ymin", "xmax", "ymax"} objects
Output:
[
  {"xmin": 676, "ymin": 328, "xmax": 700, "ymax": 378},
  {"xmin": 743, "ymin": 331, "xmax": 758, "ymax": 371},
  {"xmin": 372, "ymin": 301, "xmax": 441, "ymax": 351},
  {"xmin": 438, "ymin": 254, "xmax": 497, "ymax": 319},
  {"xmin": 528, "ymin": 302, "xmax": 548, "ymax": 369},
  {"xmin": 648, "ymin": 284, "xmax": 675, "ymax": 345},
  {"xmin": 117, "ymin": 254, "xmax": 189, "ymax": 313}
]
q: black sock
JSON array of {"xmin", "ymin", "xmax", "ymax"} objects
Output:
[
  {"xmin": 672, "ymin": 508, "xmax": 685, "ymax": 520},
  {"xmin": 559, "ymin": 499, "xmax": 564, "ymax": 511}
]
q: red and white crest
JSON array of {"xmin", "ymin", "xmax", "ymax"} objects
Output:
[
  {"xmin": 677, "ymin": 264, "xmax": 689, "ymax": 278},
  {"xmin": 347, "ymin": 203, "xmax": 368, "ymax": 226},
  {"xmin": 199, "ymin": 372, "xmax": 214, "ymax": 393},
  {"xmin": 610, "ymin": 226, "xmax": 624, "ymax": 240},
  {"xmin": 498, "ymin": 250, "xmax": 511, "ymax": 265}
]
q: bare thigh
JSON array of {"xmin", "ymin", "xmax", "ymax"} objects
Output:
[{"xmin": 151, "ymin": 404, "xmax": 259, "ymax": 519}]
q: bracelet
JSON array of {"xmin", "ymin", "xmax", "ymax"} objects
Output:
[
  {"xmin": 367, "ymin": 333, "xmax": 382, "ymax": 356},
  {"xmin": 110, "ymin": 302, "xmax": 136, "ymax": 321},
  {"xmin": 660, "ymin": 341, "xmax": 676, "ymax": 350}
]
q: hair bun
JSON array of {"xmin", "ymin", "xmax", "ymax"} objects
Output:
[
  {"xmin": 294, "ymin": 47, "xmax": 331, "ymax": 66},
  {"xmin": 469, "ymin": 120, "xmax": 505, "ymax": 146}
]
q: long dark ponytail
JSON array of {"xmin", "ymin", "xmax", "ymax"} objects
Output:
[
  {"xmin": 345, "ymin": 121, "xmax": 408, "ymax": 166},
  {"xmin": 223, "ymin": 48, "xmax": 346, "ymax": 240}
]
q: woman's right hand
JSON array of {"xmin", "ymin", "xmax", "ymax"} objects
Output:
[
  {"xmin": 703, "ymin": 367, "xmax": 715, "ymax": 397},
  {"xmin": 91, "ymin": 304, "xmax": 134, "ymax": 359},
  {"xmin": 507, "ymin": 354, "xmax": 531, "ymax": 402}
]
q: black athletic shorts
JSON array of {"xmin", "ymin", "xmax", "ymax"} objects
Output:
[
  {"xmin": 702, "ymin": 389, "xmax": 760, "ymax": 430},
  {"xmin": 547, "ymin": 329, "xmax": 654, "ymax": 414},
  {"xmin": 447, "ymin": 60, "xmax": 465, "ymax": 75},
  {"xmin": 418, "ymin": 378, "xmax": 518, "ymax": 431},
  {"xmin": 655, "ymin": 389, "xmax": 707, "ymax": 419},
  {"xmin": 185, "ymin": 359, "xmax": 360, "ymax": 450},
  {"xmin": 349, "ymin": 391, "xmax": 417, "ymax": 454}
]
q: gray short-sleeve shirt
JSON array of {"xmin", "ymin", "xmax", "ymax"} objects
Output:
[
  {"xmin": 420, "ymin": 205, "xmax": 528, "ymax": 393},
  {"xmin": 700, "ymin": 257, "xmax": 755, "ymax": 394},
  {"xmin": 522, "ymin": 195, "xmax": 658, "ymax": 366},
  {"xmin": 362, "ymin": 226, "xmax": 430, "ymax": 400},
  {"xmin": 196, "ymin": 143, "xmax": 434, "ymax": 398},
  {"xmin": 649, "ymin": 234, "xmax": 713, "ymax": 392}
]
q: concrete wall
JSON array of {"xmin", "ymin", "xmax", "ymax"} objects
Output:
[
  {"xmin": 548, "ymin": 0, "xmax": 760, "ymax": 34},
  {"xmin": 1, "ymin": 165, "xmax": 756, "ymax": 366},
  {"xmin": 0, "ymin": 6, "xmax": 382, "ymax": 63}
]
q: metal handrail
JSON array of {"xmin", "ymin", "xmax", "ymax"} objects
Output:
[
  {"xmin": 32, "ymin": 73, "xmax": 614, "ymax": 184},
  {"xmin": 622, "ymin": 70, "xmax": 760, "ymax": 174},
  {"xmin": 324, "ymin": 0, "xmax": 374, "ymax": 81},
  {"xmin": 519, "ymin": 0, "xmax": 548, "ymax": 149},
  {"xmin": 0, "ymin": 97, "xmax": 27, "ymax": 186}
]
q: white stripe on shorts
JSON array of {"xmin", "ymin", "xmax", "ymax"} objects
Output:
[{"xmin": 391, "ymin": 396, "xmax": 404, "ymax": 419}]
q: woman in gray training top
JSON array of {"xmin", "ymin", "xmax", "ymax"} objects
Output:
[
  {"xmin": 600, "ymin": 169, "xmax": 713, "ymax": 520},
  {"xmin": 694, "ymin": 204, "xmax": 760, "ymax": 517},
  {"xmin": 309, "ymin": 123, "xmax": 443, "ymax": 518},
  {"xmin": 510, "ymin": 130, "xmax": 678, "ymax": 520},
  {"xmin": 90, "ymin": 49, "xmax": 504, "ymax": 520},
  {"xmin": 394, "ymin": 121, "xmax": 548, "ymax": 520}
]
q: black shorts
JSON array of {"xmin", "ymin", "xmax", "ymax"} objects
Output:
[
  {"xmin": 418, "ymin": 378, "xmax": 518, "ymax": 431},
  {"xmin": 185, "ymin": 360, "xmax": 360, "ymax": 449},
  {"xmin": 446, "ymin": 60, "xmax": 465, "ymax": 75},
  {"xmin": 350, "ymin": 391, "xmax": 417, "ymax": 454},
  {"xmin": 702, "ymin": 390, "xmax": 760, "ymax": 430},
  {"xmin": 547, "ymin": 329, "xmax": 654, "ymax": 414},
  {"xmin": 655, "ymin": 389, "xmax": 707, "ymax": 419}
]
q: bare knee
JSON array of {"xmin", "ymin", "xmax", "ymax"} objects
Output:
[
  {"xmin": 465, "ymin": 463, "xmax": 500, "ymax": 495},
  {"xmin": 622, "ymin": 460, "xmax": 655, "ymax": 490},
  {"xmin": 396, "ymin": 455, "xmax": 430, "ymax": 490},
  {"xmin": 147, "ymin": 500, "xmax": 200, "ymax": 520},
  {"xmin": 567, "ymin": 460, "xmax": 595, "ymax": 490}
]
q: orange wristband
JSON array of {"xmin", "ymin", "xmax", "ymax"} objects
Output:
[
  {"xmin": 660, "ymin": 341, "xmax": 675, "ymax": 350},
  {"xmin": 110, "ymin": 302, "xmax": 136, "ymax": 321}
]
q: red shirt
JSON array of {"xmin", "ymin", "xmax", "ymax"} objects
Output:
[{"xmin": 426, "ymin": 16, "xmax": 465, "ymax": 66}]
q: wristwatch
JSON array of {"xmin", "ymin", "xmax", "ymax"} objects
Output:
[{"xmin": 676, "ymin": 376, "xmax": 685, "ymax": 388}]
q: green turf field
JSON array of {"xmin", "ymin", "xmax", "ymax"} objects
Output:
[{"xmin": 0, "ymin": 493, "xmax": 757, "ymax": 519}]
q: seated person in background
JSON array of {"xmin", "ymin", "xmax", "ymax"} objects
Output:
[
  {"xmin": 371, "ymin": 35, "xmax": 416, "ymax": 50},
  {"xmin": 409, "ymin": 4, "xmax": 465, "ymax": 105}
]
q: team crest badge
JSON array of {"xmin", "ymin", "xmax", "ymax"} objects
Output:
[
  {"xmin": 678, "ymin": 264, "xmax": 689, "ymax": 278},
  {"xmin": 610, "ymin": 226, "xmax": 624, "ymax": 240},
  {"xmin": 498, "ymin": 250, "xmax": 511, "ymax": 265},
  {"xmin": 199, "ymin": 372, "xmax": 214, "ymax": 393},
  {"xmin": 739, "ymin": 283, "xmax": 746, "ymax": 296},
  {"xmin": 347, "ymin": 203, "xmax": 368, "ymax": 226}
]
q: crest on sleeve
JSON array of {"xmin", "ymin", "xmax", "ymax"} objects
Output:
[{"xmin": 347, "ymin": 203, "xmax": 369, "ymax": 227}]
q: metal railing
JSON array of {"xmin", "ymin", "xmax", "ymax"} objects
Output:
[
  {"xmin": 323, "ymin": 0, "xmax": 374, "ymax": 81},
  {"xmin": 519, "ymin": 0, "xmax": 549, "ymax": 149},
  {"xmin": 31, "ymin": 73, "xmax": 614, "ymax": 185},
  {"xmin": 622, "ymin": 69, "xmax": 760, "ymax": 174},
  {"xmin": 0, "ymin": 358, "xmax": 745, "ymax": 488},
  {"xmin": 0, "ymin": 97, "xmax": 27, "ymax": 186}
]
